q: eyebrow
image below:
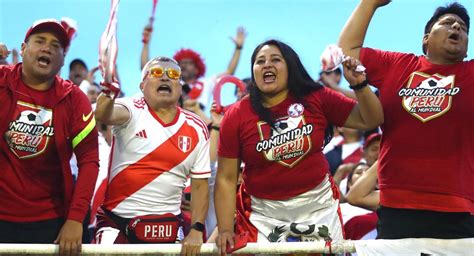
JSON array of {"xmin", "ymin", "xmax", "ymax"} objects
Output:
[
  {"xmin": 256, "ymin": 53, "xmax": 283, "ymax": 59},
  {"xmin": 442, "ymin": 16, "xmax": 467, "ymax": 26},
  {"xmin": 33, "ymin": 35, "xmax": 61, "ymax": 44}
]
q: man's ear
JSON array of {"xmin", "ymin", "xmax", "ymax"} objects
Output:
[
  {"xmin": 140, "ymin": 81, "xmax": 144, "ymax": 92},
  {"xmin": 422, "ymin": 34, "xmax": 430, "ymax": 54},
  {"xmin": 423, "ymin": 33, "xmax": 429, "ymax": 44}
]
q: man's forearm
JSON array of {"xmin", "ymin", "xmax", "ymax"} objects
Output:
[{"xmin": 191, "ymin": 178, "xmax": 209, "ymax": 224}]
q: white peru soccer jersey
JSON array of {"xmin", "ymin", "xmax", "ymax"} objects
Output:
[{"xmin": 103, "ymin": 97, "xmax": 211, "ymax": 218}]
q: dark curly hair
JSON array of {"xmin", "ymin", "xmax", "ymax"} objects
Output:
[{"xmin": 249, "ymin": 39, "xmax": 333, "ymax": 146}]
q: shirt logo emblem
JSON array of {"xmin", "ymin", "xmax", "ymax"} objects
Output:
[
  {"xmin": 6, "ymin": 102, "xmax": 54, "ymax": 159},
  {"xmin": 287, "ymin": 103, "xmax": 304, "ymax": 118},
  {"xmin": 82, "ymin": 110, "xmax": 93, "ymax": 122},
  {"xmin": 256, "ymin": 115, "xmax": 313, "ymax": 167},
  {"xmin": 178, "ymin": 136, "xmax": 192, "ymax": 153},
  {"xmin": 399, "ymin": 72, "xmax": 460, "ymax": 122}
]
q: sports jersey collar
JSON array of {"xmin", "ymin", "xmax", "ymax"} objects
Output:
[{"xmin": 147, "ymin": 104, "xmax": 181, "ymax": 127}]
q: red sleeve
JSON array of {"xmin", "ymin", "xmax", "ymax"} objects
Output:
[
  {"xmin": 68, "ymin": 87, "xmax": 99, "ymax": 222},
  {"xmin": 360, "ymin": 47, "xmax": 413, "ymax": 89},
  {"xmin": 218, "ymin": 100, "xmax": 242, "ymax": 159},
  {"xmin": 319, "ymin": 87, "xmax": 356, "ymax": 127}
]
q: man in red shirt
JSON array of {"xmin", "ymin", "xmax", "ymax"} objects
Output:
[
  {"xmin": 0, "ymin": 19, "xmax": 99, "ymax": 254},
  {"xmin": 339, "ymin": 1, "xmax": 473, "ymax": 238}
]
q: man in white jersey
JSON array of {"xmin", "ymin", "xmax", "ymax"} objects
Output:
[{"xmin": 94, "ymin": 56, "xmax": 210, "ymax": 256}]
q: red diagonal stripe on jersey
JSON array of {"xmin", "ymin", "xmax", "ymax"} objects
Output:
[
  {"xmin": 104, "ymin": 122, "xmax": 198, "ymax": 210},
  {"xmin": 142, "ymin": 130, "xmax": 148, "ymax": 138}
]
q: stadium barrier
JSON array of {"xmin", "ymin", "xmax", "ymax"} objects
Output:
[{"xmin": 0, "ymin": 238, "xmax": 472, "ymax": 255}]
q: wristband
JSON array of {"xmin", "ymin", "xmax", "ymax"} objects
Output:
[
  {"xmin": 191, "ymin": 222, "xmax": 205, "ymax": 232},
  {"xmin": 211, "ymin": 126, "xmax": 220, "ymax": 131},
  {"xmin": 100, "ymin": 81, "xmax": 121, "ymax": 100},
  {"xmin": 236, "ymin": 45, "xmax": 243, "ymax": 50},
  {"xmin": 349, "ymin": 79, "xmax": 369, "ymax": 91}
]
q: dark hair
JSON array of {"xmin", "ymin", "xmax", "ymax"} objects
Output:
[
  {"xmin": 69, "ymin": 58, "xmax": 87, "ymax": 70},
  {"xmin": 234, "ymin": 77, "xmax": 251, "ymax": 96},
  {"xmin": 249, "ymin": 39, "xmax": 333, "ymax": 145},
  {"xmin": 347, "ymin": 162, "xmax": 370, "ymax": 193},
  {"xmin": 423, "ymin": 2, "xmax": 470, "ymax": 54}
]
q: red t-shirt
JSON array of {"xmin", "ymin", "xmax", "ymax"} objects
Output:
[
  {"xmin": 218, "ymin": 88, "xmax": 355, "ymax": 200},
  {"xmin": 360, "ymin": 47, "xmax": 474, "ymax": 214},
  {"xmin": 0, "ymin": 80, "xmax": 64, "ymax": 222}
]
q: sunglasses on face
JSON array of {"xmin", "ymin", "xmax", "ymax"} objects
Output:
[{"xmin": 148, "ymin": 66, "xmax": 181, "ymax": 80}]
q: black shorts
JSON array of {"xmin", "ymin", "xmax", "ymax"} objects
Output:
[
  {"xmin": 376, "ymin": 206, "xmax": 474, "ymax": 239},
  {"xmin": 0, "ymin": 218, "xmax": 64, "ymax": 243}
]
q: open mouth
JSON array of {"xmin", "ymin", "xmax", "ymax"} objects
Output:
[
  {"xmin": 157, "ymin": 84, "xmax": 172, "ymax": 93},
  {"xmin": 448, "ymin": 33, "xmax": 460, "ymax": 42},
  {"xmin": 263, "ymin": 71, "xmax": 276, "ymax": 83},
  {"xmin": 38, "ymin": 56, "xmax": 51, "ymax": 66}
]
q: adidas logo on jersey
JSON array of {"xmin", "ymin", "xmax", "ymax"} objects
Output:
[{"xmin": 135, "ymin": 130, "xmax": 148, "ymax": 139}]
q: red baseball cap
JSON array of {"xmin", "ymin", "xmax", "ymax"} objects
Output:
[
  {"xmin": 363, "ymin": 133, "xmax": 381, "ymax": 149},
  {"xmin": 24, "ymin": 19, "xmax": 70, "ymax": 50}
]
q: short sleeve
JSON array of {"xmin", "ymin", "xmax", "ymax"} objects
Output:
[
  {"xmin": 190, "ymin": 137, "xmax": 211, "ymax": 179},
  {"xmin": 113, "ymin": 97, "xmax": 145, "ymax": 131},
  {"xmin": 218, "ymin": 101, "xmax": 242, "ymax": 159},
  {"xmin": 360, "ymin": 47, "xmax": 410, "ymax": 89},
  {"xmin": 319, "ymin": 87, "xmax": 356, "ymax": 127}
]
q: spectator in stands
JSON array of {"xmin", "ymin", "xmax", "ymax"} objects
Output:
[
  {"xmin": 362, "ymin": 132, "xmax": 381, "ymax": 166},
  {"xmin": 339, "ymin": 163, "xmax": 378, "ymax": 240},
  {"xmin": 214, "ymin": 39, "xmax": 383, "ymax": 254},
  {"xmin": 0, "ymin": 47, "xmax": 19, "ymax": 66},
  {"xmin": 86, "ymin": 82, "xmax": 101, "ymax": 104},
  {"xmin": 0, "ymin": 19, "xmax": 99, "ymax": 255},
  {"xmin": 69, "ymin": 58, "xmax": 88, "ymax": 86},
  {"xmin": 69, "ymin": 59, "xmax": 101, "ymax": 104},
  {"xmin": 141, "ymin": 25, "xmax": 247, "ymax": 112},
  {"xmin": 325, "ymin": 127, "xmax": 363, "ymax": 176},
  {"xmin": 94, "ymin": 56, "xmax": 210, "ymax": 256},
  {"xmin": 339, "ymin": 1, "xmax": 473, "ymax": 238},
  {"xmin": 346, "ymin": 161, "xmax": 379, "ymax": 211},
  {"xmin": 319, "ymin": 67, "xmax": 357, "ymax": 100}
]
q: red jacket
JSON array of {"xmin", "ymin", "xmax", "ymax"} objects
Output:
[{"xmin": 0, "ymin": 64, "xmax": 99, "ymax": 222}]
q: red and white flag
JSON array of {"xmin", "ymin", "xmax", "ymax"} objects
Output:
[{"xmin": 99, "ymin": 0, "xmax": 119, "ymax": 83}]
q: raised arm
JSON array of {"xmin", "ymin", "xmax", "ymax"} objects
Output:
[
  {"xmin": 346, "ymin": 161, "xmax": 380, "ymax": 211},
  {"xmin": 342, "ymin": 57, "xmax": 384, "ymax": 130},
  {"xmin": 223, "ymin": 27, "xmax": 247, "ymax": 75},
  {"xmin": 209, "ymin": 103, "xmax": 223, "ymax": 163},
  {"xmin": 215, "ymin": 157, "xmax": 240, "ymax": 256},
  {"xmin": 338, "ymin": 0, "xmax": 390, "ymax": 59},
  {"xmin": 95, "ymin": 87, "xmax": 130, "ymax": 126},
  {"xmin": 140, "ymin": 25, "xmax": 153, "ymax": 70}
]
